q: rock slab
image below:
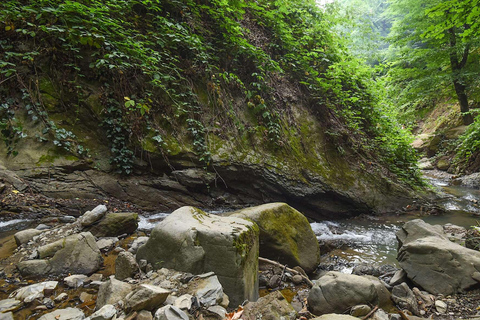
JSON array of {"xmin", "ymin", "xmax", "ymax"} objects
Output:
[{"xmin": 136, "ymin": 206, "xmax": 259, "ymax": 306}]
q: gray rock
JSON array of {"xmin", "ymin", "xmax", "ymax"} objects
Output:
[
  {"xmin": 173, "ymin": 294, "xmax": 193, "ymax": 310},
  {"xmin": 0, "ymin": 312, "xmax": 14, "ymax": 320},
  {"xmin": 64, "ymin": 275, "xmax": 88, "ymax": 288},
  {"xmin": 292, "ymin": 274, "xmax": 303, "ymax": 285},
  {"xmin": 125, "ymin": 284, "xmax": 170, "ymax": 312},
  {"xmin": 435, "ymin": 300, "xmax": 447, "ymax": 314},
  {"xmin": 36, "ymin": 224, "xmax": 51, "ymax": 230},
  {"xmin": 90, "ymin": 304, "xmax": 116, "ymax": 320},
  {"xmin": 389, "ymin": 269, "xmax": 407, "ymax": 286},
  {"xmin": 229, "ymin": 202, "xmax": 320, "ymax": 273},
  {"xmin": 14, "ymin": 229, "xmax": 42, "ymax": 246},
  {"xmin": 115, "ymin": 251, "xmax": 139, "ymax": 280},
  {"xmin": 136, "ymin": 206, "xmax": 259, "ymax": 306},
  {"xmin": 154, "ymin": 305, "xmax": 189, "ymax": 320},
  {"xmin": 350, "ymin": 305, "xmax": 371, "ymax": 317},
  {"xmin": 38, "ymin": 307, "xmax": 85, "ymax": 320},
  {"xmin": 18, "ymin": 232, "xmax": 103, "ymax": 277},
  {"xmin": 371, "ymin": 309, "xmax": 389, "ymax": 320},
  {"xmin": 96, "ymin": 277, "xmax": 133, "ymax": 309},
  {"xmin": 80, "ymin": 205, "xmax": 108, "ymax": 227},
  {"xmin": 308, "ymin": 272, "xmax": 389, "ymax": 316},
  {"xmin": 457, "ymin": 172, "xmax": 480, "ymax": 189},
  {"xmin": 242, "ymin": 291, "xmax": 296, "ymax": 320},
  {"xmin": 397, "ymin": 219, "xmax": 480, "ymax": 295},
  {"xmin": 43, "ymin": 297, "xmax": 55, "ymax": 309},
  {"xmin": 54, "ymin": 293, "xmax": 68, "ymax": 302},
  {"xmin": 88, "ymin": 212, "xmax": 138, "ymax": 237},
  {"xmin": 0, "ymin": 299, "xmax": 22, "ymax": 313},
  {"xmin": 9, "ymin": 281, "xmax": 58, "ymax": 301},
  {"xmin": 59, "ymin": 216, "xmax": 76, "ymax": 223},
  {"xmin": 313, "ymin": 315, "xmax": 359, "ymax": 320},
  {"xmin": 128, "ymin": 236, "xmax": 149, "ymax": 254},
  {"xmin": 207, "ymin": 306, "xmax": 227, "ymax": 319},
  {"xmin": 391, "ymin": 283, "xmax": 420, "ymax": 316},
  {"xmin": 96, "ymin": 238, "xmax": 118, "ymax": 252},
  {"xmin": 188, "ymin": 273, "xmax": 224, "ymax": 307}
]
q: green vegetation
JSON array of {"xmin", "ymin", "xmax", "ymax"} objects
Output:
[{"xmin": 0, "ymin": 0, "xmax": 422, "ymax": 183}]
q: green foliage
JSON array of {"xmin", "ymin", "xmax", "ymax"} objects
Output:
[
  {"xmin": 0, "ymin": 99, "xmax": 26, "ymax": 156},
  {"xmin": 457, "ymin": 114, "xmax": 480, "ymax": 162}
]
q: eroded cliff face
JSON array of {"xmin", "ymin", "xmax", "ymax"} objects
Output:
[{"xmin": 0, "ymin": 79, "xmax": 425, "ymax": 219}]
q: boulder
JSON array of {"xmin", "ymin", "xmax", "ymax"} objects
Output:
[
  {"xmin": 80, "ymin": 205, "xmax": 107, "ymax": 227},
  {"xmin": 96, "ymin": 277, "xmax": 133, "ymax": 309},
  {"xmin": 242, "ymin": 291, "xmax": 296, "ymax": 320},
  {"xmin": 18, "ymin": 232, "xmax": 103, "ymax": 276},
  {"xmin": 397, "ymin": 219, "xmax": 480, "ymax": 295},
  {"xmin": 391, "ymin": 283, "xmax": 420, "ymax": 316},
  {"xmin": 154, "ymin": 305, "xmax": 189, "ymax": 320},
  {"xmin": 136, "ymin": 206, "xmax": 259, "ymax": 306},
  {"xmin": 88, "ymin": 212, "xmax": 138, "ymax": 237},
  {"xmin": 229, "ymin": 202, "xmax": 320, "ymax": 273},
  {"xmin": 124, "ymin": 284, "xmax": 170, "ymax": 312},
  {"xmin": 115, "ymin": 251, "xmax": 139, "ymax": 280},
  {"xmin": 14, "ymin": 229, "xmax": 42, "ymax": 246},
  {"xmin": 307, "ymin": 272, "xmax": 389, "ymax": 316},
  {"xmin": 37, "ymin": 307, "xmax": 84, "ymax": 320}
]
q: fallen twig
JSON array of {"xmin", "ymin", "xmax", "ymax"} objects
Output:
[
  {"xmin": 259, "ymin": 257, "xmax": 314, "ymax": 287},
  {"xmin": 361, "ymin": 305, "xmax": 379, "ymax": 320}
]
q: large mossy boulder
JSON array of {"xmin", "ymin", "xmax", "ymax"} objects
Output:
[
  {"xmin": 17, "ymin": 232, "xmax": 103, "ymax": 276},
  {"xmin": 307, "ymin": 272, "xmax": 390, "ymax": 316},
  {"xmin": 229, "ymin": 203, "xmax": 320, "ymax": 273},
  {"xmin": 397, "ymin": 219, "xmax": 480, "ymax": 295},
  {"xmin": 88, "ymin": 212, "xmax": 138, "ymax": 237},
  {"xmin": 136, "ymin": 206, "xmax": 259, "ymax": 306}
]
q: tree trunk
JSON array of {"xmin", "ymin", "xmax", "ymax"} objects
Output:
[{"xmin": 453, "ymin": 80, "xmax": 474, "ymax": 125}]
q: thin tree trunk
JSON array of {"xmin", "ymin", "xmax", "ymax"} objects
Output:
[{"xmin": 453, "ymin": 80, "xmax": 473, "ymax": 125}]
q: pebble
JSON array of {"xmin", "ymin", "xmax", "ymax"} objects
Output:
[
  {"xmin": 436, "ymin": 300, "xmax": 448, "ymax": 314},
  {"xmin": 54, "ymin": 293, "xmax": 68, "ymax": 302},
  {"xmin": 42, "ymin": 298, "xmax": 54, "ymax": 309},
  {"xmin": 292, "ymin": 275, "xmax": 303, "ymax": 285}
]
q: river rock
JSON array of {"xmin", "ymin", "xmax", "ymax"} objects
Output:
[
  {"xmin": 10, "ymin": 281, "xmax": 58, "ymax": 301},
  {"xmin": 128, "ymin": 236, "xmax": 149, "ymax": 254},
  {"xmin": 435, "ymin": 300, "xmax": 447, "ymax": 314},
  {"xmin": 88, "ymin": 212, "xmax": 138, "ymax": 237},
  {"xmin": 389, "ymin": 269, "xmax": 407, "ymax": 286},
  {"xmin": 350, "ymin": 305, "xmax": 371, "ymax": 317},
  {"xmin": 229, "ymin": 202, "xmax": 320, "ymax": 273},
  {"xmin": 242, "ymin": 291, "xmax": 296, "ymax": 320},
  {"xmin": 80, "ymin": 204, "xmax": 107, "ymax": 227},
  {"xmin": 64, "ymin": 275, "xmax": 88, "ymax": 288},
  {"xmin": 397, "ymin": 219, "xmax": 480, "ymax": 295},
  {"xmin": 313, "ymin": 315, "xmax": 359, "ymax": 320},
  {"xmin": 457, "ymin": 172, "xmax": 480, "ymax": 189},
  {"xmin": 96, "ymin": 277, "xmax": 133, "ymax": 309},
  {"xmin": 38, "ymin": 307, "xmax": 84, "ymax": 320},
  {"xmin": 0, "ymin": 299, "xmax": 22, "ymax": 312},
  {"xmin": 173, "ymin": 294, "xmax": 193, "ymax": 310},
  {"xmin": 308, "ymin": 272, "xmax": 389, "ymax": 316},
  {"xmin": 136, "ymin": 206, "xmax": 259, "ymax": 306},
  {"xmin": 115, "ymin": 251, "xmax": 139, "ymax": 280},
  {"xmin": 125, "ymin": 284, "xmax": 170, "ymax": 312},
  {"xmin": 137, "ymin": 310, "xmax": 154, "ymax": 320},
  {"xmin": 391, "ymin": 283, "xmax": 420, "ymax": 316},
  {"xmin": 96, "ymin": 237, "xmax": 118, "ymax": 252},
  {"xmin": 154, "ymin": 305, "xmax": 189, "ymax": 320},
  {"xmin": 187, "ymin": 273, "xmax": 224, "ymax": 307},
  {"xmin": 18, "ymin": 232, "xmax": 103, "ymax": 276},
  {"xmin": 0, "ymin": 312, "xmax": 14, "ymax": 320},
  {"xmin": 436, "ymin": 158, "xmax": 450, "ymax": 171},
  {"xmin": 14, "ymin": 229, "xmax": 42, "ymax": 246},
  {"xmin": 90, "ymin": 304, "xmax": 116, "ymax": 320}
]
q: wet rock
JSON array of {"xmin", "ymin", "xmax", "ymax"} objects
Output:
[
  {"xmin": 137, "ymin": 310, "xmax": 153, "ymax": 320},
  {"xmin": 397, "ymin": 219, "xmax": 480, "ymax": 295},
  {"xmin": 391, "ymin": 283, "xmax": 420, "ymax": 316},
  {"xmin": 308, "ymin": 272, "xmax": 389, "ymax": 316},
  {"xmin": 457, "ymin": 172, "xmax": 480, "ymax": 189},
  {"xmin": 64, "ymin": 275, "xmax": 88, "ymax": 288},
  {"xmin": 18, "ymin": 232, "xmax": 103, "ymax": 276},
  {"xmin": 229, "ymin": 202, "xmax": 320, "ymax": 273},
  {"xmin": 435, "ymin": 300, "xmax": 447, "ymax": 314},
  {"xmin": 125, "ymin": 284, "xmax": 170, "ymax": 312},
  {"xmin": 96, "ymin": 277, "xmax": 133, "ymax": 309},
  {"xmin": 128, "ymin": 236, "xmax": 149, "ymax": 254},
  {"xmin": 0, "ymin": 299, "xmax": 22, "ymax": 312},
  {"xmin": 350, "ymin": 305, "xmax": 371, "ymax": 317},
  {"xmin": 9, "ymin": 281, "xmax": 58, "ymax": 302},
  {"xmin": 115, "ymin": 251, "xmax": 139, "ymax": 280},
  {"xmin": 80, "ymin": 204, "xmax": 108, "ymax": 227},
  {"xmin": 242, "ymin": 291, "xmax": 296, "ymax": 320},
  {"xmin": 88, "ymin": 212, "xmax": 138, "ymax": 237},
  {"xmin": 154, "ymin": 305, "xmax": 189, "ymax": 320},
  {"xmin": 96, "ymin": 238, "xmax": 118, "ymax": 252},
  {"xmin": 187, "ymin": 273, "xmax": 224, "ymax": 307},
  {"xmin": 136, "ymin": 206, "xmax": 259, "ymax": 306},
  {"xmin": 38, "ymin": 307, "xmax": 84, "ymax": 320},
  {"xmin": 90, "ymin": 304, "xmax": 116, "ymax": 320},
  {"xmin": 14, "ymin": 229, "xmax": 42, "ymax": 246}
]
